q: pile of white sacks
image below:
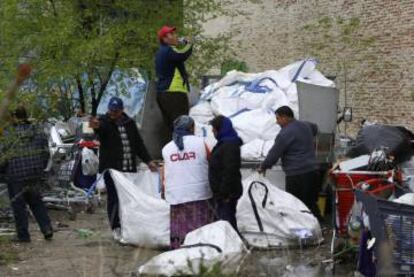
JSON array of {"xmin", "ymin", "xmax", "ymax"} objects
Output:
[{"xmin": 190, "ymin": 58, "xmax": 335, "ymax": 160}]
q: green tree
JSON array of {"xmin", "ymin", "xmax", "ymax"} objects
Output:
[{"xmin": 0, "ymin": 0, "xmax": 255, "ymax": 117}]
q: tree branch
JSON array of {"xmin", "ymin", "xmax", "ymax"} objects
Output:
[
  {"xmin": 96, "ymin": 52, "xmax": 119, "ymax": 108},
  {"xmin": 76, "ymin": 75, "xmax": 85, "ymax": 113}
]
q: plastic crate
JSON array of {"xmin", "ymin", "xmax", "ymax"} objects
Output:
[{"xmin": 356, "ymin": 190, "xmax": 414, "ymax": 275}]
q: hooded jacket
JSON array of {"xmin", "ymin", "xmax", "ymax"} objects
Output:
[{"xmin": 95, "ymin": 113, "xmax": 151, "ymax": 173}]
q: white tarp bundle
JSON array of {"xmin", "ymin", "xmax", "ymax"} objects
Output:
[
  {"xmin": 138, "ymin": 221, "xmax": 247, "ymax": 276},
  {"xmin": 191, "ymin": 59, "xmax": 335, "ymax": 160},
  {"xmin": 109, "ymin": 169, "xmax": 170, "ymax": 248},
  {"xmin": 236, "ymin": 173, "xmax": 323, "ymax": 248}
]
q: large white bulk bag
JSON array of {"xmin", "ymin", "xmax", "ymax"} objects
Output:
[
  {"xmin": 237, "ymin": 173, "xmax": 323, "ymax": 248},
  {"xmin": 137, "ymin": 221, "xmax": 247, "ymax": 276},
  {"xmin": 189, "ymin": 101, "xmax": 214, "ymax": 124},
  {"xmin": 231, "ymin": 109, "xmax": 280, "ymax": 143},
  {"xmin": 241, "ymin": 139, "xmax": 265, "ymax": 161},
  {"xmin": 210, "ymin": 96, "xmax": 251, "ymax": 117},
  {"xmin": 109, "ymin": 170, "xmax": 170, "ymax": 248}
]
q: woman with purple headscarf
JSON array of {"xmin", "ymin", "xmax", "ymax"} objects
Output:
[
  {"xmin": 209, "ymin": 115, "xmax": 243, "ymax": 232},
  {"xmin": 162, "ymin": 115, "xmax": 213, "ymax": 249}
]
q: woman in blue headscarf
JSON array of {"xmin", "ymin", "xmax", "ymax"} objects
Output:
[
  {"xmin": 209, "ymin": 115, "xmax": 243, "ymax": 232},
  {"xmin": 209, "ymin": 116, "xmax": 243, "ymax": 231},
  {"xmin": 162, "ymin": 115, "xmax": 213, "ymax": 249}
]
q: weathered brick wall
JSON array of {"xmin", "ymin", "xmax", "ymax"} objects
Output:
[{"xmin": 203, "ymin": 0, "xmax": 414, "ymax": 135}]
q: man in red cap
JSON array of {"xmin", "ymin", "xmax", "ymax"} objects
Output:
[{"xmin": 155, "ymin": 25, "xmax": 193, "ymax": 133}]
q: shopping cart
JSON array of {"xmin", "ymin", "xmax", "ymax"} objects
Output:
[
  {"xmin": 329, "ymin": 170, "xmax": 395, "ymax": 263},
  {"xmin": 356, "ymin": 189, "xmax": 414, "ymax": 275},
  {"xmin": 43, "ymin": 141, "xmax": 101, "ymax": 220}
]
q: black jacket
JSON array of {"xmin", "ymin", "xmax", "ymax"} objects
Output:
[
  {"xmin": 209, "ymin": 141, "xmax": 243, "ymax": 200},
  {"xmin": 95, "ymin": 114, "xmax": 151, "ymax": 173}
]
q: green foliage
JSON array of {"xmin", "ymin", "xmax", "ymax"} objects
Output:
[
  {"xmin": 0, "ymin": 0, "xmax": 253, "ymax": 116},
  {"xmin": 221, "ymin": 59, "xmax": 248, "ymax": 75}
]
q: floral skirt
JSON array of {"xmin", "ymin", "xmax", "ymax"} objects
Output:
[{"xmin": 170, "ymin": 199, "xmax": 213, "ymax": 249}]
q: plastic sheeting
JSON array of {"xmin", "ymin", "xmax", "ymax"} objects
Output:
[
  {"xmin": 109, "ymin": 169, "xmax": 170, "ymax": 248},
  {"xmin": 96, "ymin": 68, "xmax": 148, "ymax": 118},
  {"xmin": 191, "ymin": 59, "xmax": 335, "ymax": 160},
  {"xmin": 137, "ymin": 221, "xmax": 247, "ymax": 276},
  {"xmin": 347, "ymin": 124, "xmax": 413, "ymax": 163},
  {"xmin": 236, "ymin": 173, "xmax": 323, "ymax": 248}
]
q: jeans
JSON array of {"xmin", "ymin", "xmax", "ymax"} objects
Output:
[
  {"xmin": 7, "ymin": 182, "xmax": 52, "ymax": 240},
  {"xmin": 215, "ymin": 198, "xmax": 239, "ymax": 232},
  {"xmin": 285, "ymin": 171, "xmax": 322, "ymax": 220},
  {"xmin": 104, "ymin": 172, "xmax": 121, "ymax": 230}
]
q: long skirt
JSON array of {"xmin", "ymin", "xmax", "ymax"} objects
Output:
[{"xmin": 170, "ymin": 199, "xmax": 212, "ymax": 249}]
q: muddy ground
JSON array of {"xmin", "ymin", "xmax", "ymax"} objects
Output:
[{"xmin": 0, "ymin": 206, "xmax": 356, "ymax": 277}]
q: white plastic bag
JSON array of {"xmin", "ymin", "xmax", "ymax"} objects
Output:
[
  {"xmin": 109, "ymin": 170, "xmax": 170, "ymax": 248},
  {"xmin": 81, "ymin": 148, "xmax": 99, "ymax": 176},
  {"xmin": 237, "ymin": 173, "xmax": 322, "ymax": 248},
  {"xmin": 137, "ymin": 221, "xmax": 247, "ymax": 276}
]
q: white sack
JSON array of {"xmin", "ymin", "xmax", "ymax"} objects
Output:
[
  {"xmin": 109, "ymin": 170, "xmax": 170, "ymax": 248},
  {"xmin": 194, "ymin": 123, "xmax": 217, "ymax": 150},
  {"xmin": 260, "ymin": 88, "xmax": 290, "ymax": 111},
  {"xmin": 237, "ymin": 173, "xmax": 322, "ymax": 248},
  {"xmin": 299, "ymin": 69, "xmax": 335, "ymax": 87},
  {"xmin": 241, "ymin": 139, "xmax": 265, "ymax": 161},
  {"xmin": 189, "ymin": 101, "xmax": 214, "ymax": 124},
  {"xmin": 138, "ymin": 221, "xmax": 247, "ymax": 276},
  {"xmin": 210, "ymin": 96, "xmax": 252, "ymax": 117},
  {"xmin": 81, "ymin": 148, "xmax": 99, "ymax": 176},
  {"xmin": 231, "ymin": 109, "xmax": 280, "ymax": 143},
  {"xmin": 263, "ymin": 140, "xmax": 274, "ymax": 157},
  {"xmin": 278, "ymin": 59, "xmax": 318, "ymax": 88}
]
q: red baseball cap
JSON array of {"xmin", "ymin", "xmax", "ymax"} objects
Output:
[{"xmin": 158, "ymin": 25, "xmax": 176, "ymax": 40}]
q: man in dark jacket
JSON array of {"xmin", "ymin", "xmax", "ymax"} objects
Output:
[
  {"xmin": 89, "ymin": 97, "xmax": 157, "ymax": 239},
  {"xmin": 259, "ymin": 106, "xmax": 321, "ymax": 219},
  {"xmin": 1, "ymin": 106, "xmax": 53, "ymax": 242},
  {"xmin": 209, "ymin": 116, "xmax": 243, "ymax": 231},
  {"xmin": 155, "ymin": 26, "xmax": 192, "ymax": 131}
]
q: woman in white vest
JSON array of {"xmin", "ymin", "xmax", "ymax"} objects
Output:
[{"xmin": 162, "ymin": 115, "xmax": 213, "ymax": 249}]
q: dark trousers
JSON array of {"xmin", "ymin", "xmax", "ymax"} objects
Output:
[
  {"xmin": 285, "ymin": 171, "xmax": 322, "ymax": 220},
  {"xmin": 157, "ymin": 92, "xmax": 189, "ymax": 132},
  {"xmin": 7, "ymin": 182, "xmax": 52, "ymax": 240},
  {"xmin": 215, "ymin": 198, "xmax": 239, "ymax": 232},
  {"xmin": 104, "ymin": 172, "xmax": 121, "ymax": 230}
]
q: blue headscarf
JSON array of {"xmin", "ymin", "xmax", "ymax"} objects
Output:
[
  {"xmin": 173, "ymin": 115, "xmax": 194, "ymax": 151},
  {"xmin": 216, "ymin": 117, "xmax": 242, "ymax": 145}
]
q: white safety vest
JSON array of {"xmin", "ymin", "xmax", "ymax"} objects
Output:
[{"xmin": 162, "ymin": 135, "xmax": 212, "ymax": 205}]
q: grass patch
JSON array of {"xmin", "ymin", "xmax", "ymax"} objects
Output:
[{"xmin": 0, "ymin": 236, "xmax": 19, "ymax": 266}]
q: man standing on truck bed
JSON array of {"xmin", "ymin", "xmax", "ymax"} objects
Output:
[
  {"xmin": 259, "ymin": 106, "xmax": 321, "ymax": 220},
  {"xmin": 155, "ymin": 25, "xmax": 192, "ymax": 133}
]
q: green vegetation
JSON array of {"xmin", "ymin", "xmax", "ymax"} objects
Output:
[
  {"xmin": 0, "ymin": 0, "xmax": 254, "ymax": 117},
  {"xmin": 0, "ymin": 236, "xmax": 19, "ymax": 265}
]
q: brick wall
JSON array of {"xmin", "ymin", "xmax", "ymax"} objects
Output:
[{"xmin": 202, "ymin": 0, "xmax": 414, "ymax": 135}]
